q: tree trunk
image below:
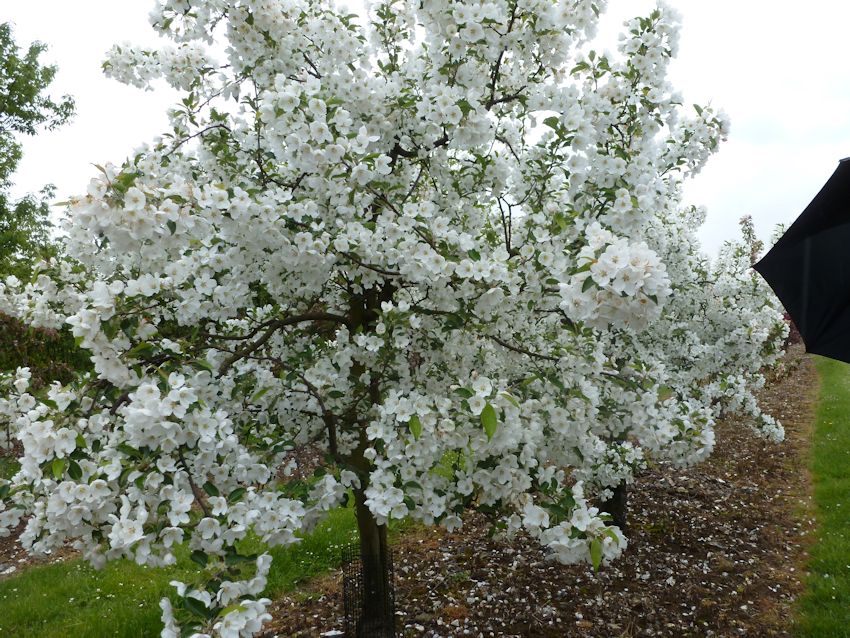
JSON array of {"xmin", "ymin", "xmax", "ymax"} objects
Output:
[
  {"xmin": 599, "ymin": 482, "xmax": 629, "ymax": 531},
  {"xmin": 353, "ymin": 488, "xmax": 394, "ymax": 637},
  {"xmin": 344, "ymin": 283, "xmax": 397, "ymax": 636}
]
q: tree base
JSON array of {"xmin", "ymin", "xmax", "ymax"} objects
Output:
[
  {"xmin": 598, "ymin": 482, "xmax": 629, "ymax": 531},
  {"xmin": 342, "ymin": 542, "xmax": 397, "ymax": 638}
]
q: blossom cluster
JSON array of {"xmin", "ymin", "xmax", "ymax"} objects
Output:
[{"xmin": 560, "ymin": 221, "xmax": 671, "ymax": 330}]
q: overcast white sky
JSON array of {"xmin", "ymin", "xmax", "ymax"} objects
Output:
[{"xmin": 4, "ymin": 1, "xmax": 849, "ymax": 256}]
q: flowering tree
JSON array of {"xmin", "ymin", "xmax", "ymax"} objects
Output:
[
  {"xmin": 0, "ymin": 1, "xmax": 782, "ymax": 636},
  {"xmin": 582, "ymin": 205, "xmax": 787, "ymax": 527},
  {"xmin": 698, "ymin": 216, "xmax": 787, "ymax": 431}
]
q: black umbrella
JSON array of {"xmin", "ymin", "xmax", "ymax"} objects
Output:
[{"xmin": 753, "ymin": 157, "xmax": 850, "ymax": 363}]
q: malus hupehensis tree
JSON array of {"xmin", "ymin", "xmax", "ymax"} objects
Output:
[{"xmin": 0, "ymin": 0, "xmax": 785, "ymax": 635}]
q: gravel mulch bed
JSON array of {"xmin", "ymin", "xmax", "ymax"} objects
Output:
[{"xmin": 263, "ymin": 345, "xmax": 819, "ymax": 637}]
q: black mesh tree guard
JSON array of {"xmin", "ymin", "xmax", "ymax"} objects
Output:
[{"xmin": 341, "ymin": 543, "xmax": 397, "ymax": 638}]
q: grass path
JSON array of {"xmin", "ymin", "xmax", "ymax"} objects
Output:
[
  {"xmin": 0, "ymin": 506, "xmax": 375, "ymax": 637},
  {"xmin": 797, "ymin": 356, "xmax": 850, "ymax": 637}
]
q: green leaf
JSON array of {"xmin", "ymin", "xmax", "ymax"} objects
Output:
[
  {"xmin": 112, "ymin": 171, "xmax": 139, "ymax": 195},
  {"xmin": 454, "ymin": 387, "xmax": 474, "ymax": 399},
  {"xmin": 542, "ymin": 502, "xmax": 570, "ymax": 520},
  {"xmin": 189, "ymin": 550, "xmax": 209, "ymax": 567},
  {"xmin": 191, "ymin": 358, "xmax": 215, "ymax": 373},
  {"xmin": 443, "ymin": 313, "xmax": 465, "ymax": 330},
  {"xmin": 120, "ymin": 317, "xmax": 137, "ymax": 337},
  {"xmin": 250, "ymin": 387, "xmax": 270, "ymax": 402},
  {"xmin": 582, "ymin": 277, "xmax": 595, "ymax": 293},
  {"xmin": 408, "ymin": 415, "xmax": 422, "ymax": 440},
  {"xmin": 167, "ymin": 220, "xmax": 177, "ymax": 235},
  {"xmin": 543, "ymin": 115, "xmax": 560, "ymax": 130},
  {"xmin": 224, "ymin": 551, "xmax": 256, "ymax": 566},
  {"xmin": 68, "ymin": 460, "xmax": 82, "ymax": 480},
  {"xmin": 117, "ymin": 443, "xmax": 141, "ymax": 459},
  {"xmin": 590, "ymin": 538, "xmax": 603, "ymax": 571},
  {"xmin": 604, "ymin": 528, "xmax": 622, "ymax": 542},
  {"xmin": 180, "ymin": 625, "xmax": 201, "ymax": 638},
  {"xmin": 480, "ymin": 403, "xmax": 498, "ymax": 440},
  {"xmin": 227, "ymin": 487, "xmax": 246, "ymax": 503},
  {"xmin": 220, "ymin": 603, "xmax": 248, "ymax": 616},
  {"xmin": 499, "ymin": 391, "xmax": 520, "ymax": 409},
  {"xmin": 183, "ymin": 595, "xmax": 213, "ymax": 619},
  {"xmin": 126, "ymin": 342, "xmax": 156, "ymax": 360},
  {"xmin": 51, "ymin": 458, "xmax": 66, "ymax": 480},
  {"xmin": 573, "ymin": 262, "xmax": 592, "ymax": 275},
  {"xmin": 203, "ymin": 481, "xmax": 220, "ymax": 497}
]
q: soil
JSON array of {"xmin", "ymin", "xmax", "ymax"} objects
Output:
[{"xmin": 262, "ymin": 345, "xmax": 820, "ymax": 637}]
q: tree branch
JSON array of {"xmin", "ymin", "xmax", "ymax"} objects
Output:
[
  {"xmin": 390, "ymin": 133, "xmax": 449, "ymax": 162},
  {"xmin": 163, "ymin": 123, "xmax": 230, "ymax": 159},
  {"xmin": 217, "ymin": 312, "xmax": 351, "ymax": 376},
  {"xmin": 178, "ymin": 448, "xmax": 211, "ymax": 517},
  {"xmin": 488, "ymin": 334, "xmax": 560, "ymax": 363}
]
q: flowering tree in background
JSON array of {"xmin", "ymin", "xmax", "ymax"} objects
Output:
[
  {"xmin": 699, "ymin": 216, "xmax": 787, "ymax": 429},
  {"xmin": 0, "ymin": 1, "xmax": 784, "ymax": 636},
  {"xmin": 584, "ymin": 205, "xmax": 787, "ymax": 527}
]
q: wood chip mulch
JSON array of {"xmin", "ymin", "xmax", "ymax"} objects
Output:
[{"xmin": 263, "ymin": 345, "xmax": 820, "ymax": 638}]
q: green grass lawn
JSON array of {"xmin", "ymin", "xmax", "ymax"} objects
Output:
[
  {"xmin": 0, "ymin": 505, "xmax": 410, "ymax": 637},
  {"xmin": 797, "ymin": 356, "xmax": 850, "ymax": 637},
  {"xmin": 0, "ymin": 456, "xmax": 18, "ymax": 481}
]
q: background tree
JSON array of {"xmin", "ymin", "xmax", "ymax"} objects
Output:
[
  {"xmin": 590, "ymin": 205, "xmax": 786, "ymax": 530},
  {"xmin": 0, "ymin": 25, "xmax": 86, "ymax": 469},
  {"xmin": 0, "ymin": 22, "xmax": 74, "ymax": 279}
]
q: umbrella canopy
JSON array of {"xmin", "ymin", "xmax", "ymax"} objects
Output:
[{"xmin": 754, "ymin": 157, "xmax": 850, "ymax": 364}]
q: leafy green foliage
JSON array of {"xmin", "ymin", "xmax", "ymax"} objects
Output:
[
  {"xmin": 0, "ymin": 22, "xmax": 74, "ymax": 279},
  {"xmin": 0, "ymin": 24, "xmax": 74, "ymax": 141},
  {"xmin": 0, "ymin": 312, "xmax": 89, "ymax": 385},
  {"xmin": 0, "ymin": 186, "xmax": 57, "ymax": 279}
]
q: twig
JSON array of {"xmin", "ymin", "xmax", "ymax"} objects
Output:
[
  {"xmin": 488, "ymin": 334, "xmax": 560, "ymax": 363},
  {"xmin": 217, "ymin": 312, "xmax": 351, "ymax": 376},
  {"xmin": 178, "ymin": 448, "xmax": 211, "ymax": 517},
  {"xmin": 163, "ymin": 123, "xmax": 230, "ymax": 159}
]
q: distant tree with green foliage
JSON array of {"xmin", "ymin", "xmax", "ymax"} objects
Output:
[
  {"xmin": 0, "ymin": 21, "xmax": 74, "ymax": 279},
  {"xmin": 0, "ymin": 24, "xmax": 84, "ymax": 382}
]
